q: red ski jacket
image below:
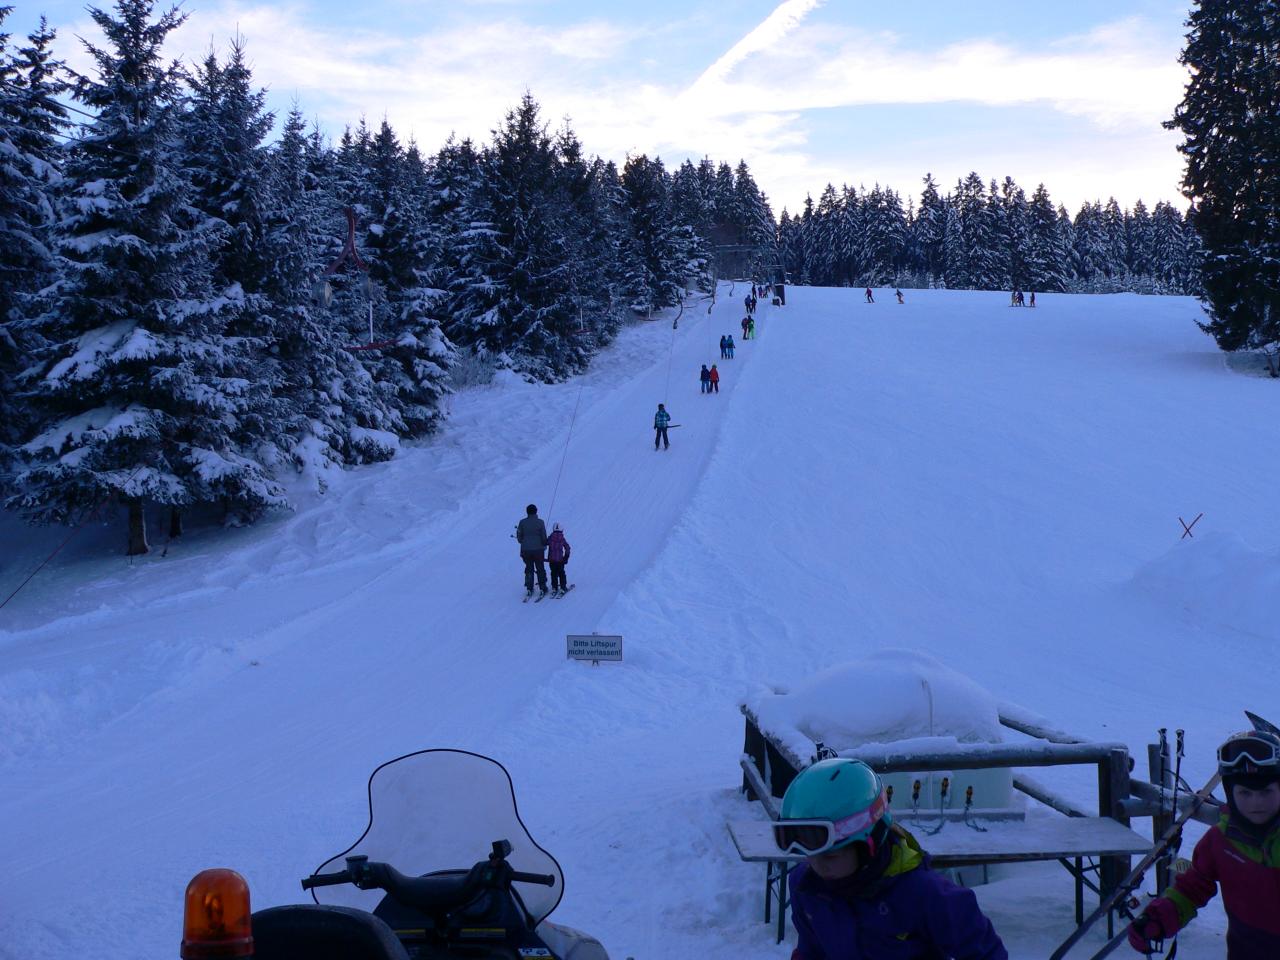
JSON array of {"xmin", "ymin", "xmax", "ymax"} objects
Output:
[{"xmin": 1163, "ymin": 813, "xmax": 1280, "ymax": 958}]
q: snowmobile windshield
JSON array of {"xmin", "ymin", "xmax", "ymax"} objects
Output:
[{"xmin": 310, "ymin": 749, "xmax": 564, "ymax": 925}]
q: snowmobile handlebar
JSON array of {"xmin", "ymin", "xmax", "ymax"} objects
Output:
[{"xmin": 302, "ymin": 853, "xmax": 556, "ymax": 913}]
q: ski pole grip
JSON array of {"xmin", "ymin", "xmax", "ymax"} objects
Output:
[
  {"xmin": 301, "ymin": 870, "xmax": 351, "ymax": 890},
  {"xmin": 510, "ymin": 871, "xmax": 556, "ymax": 886}
]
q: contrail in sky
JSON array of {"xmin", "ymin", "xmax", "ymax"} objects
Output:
[{"xmin": 687, "ymin": 0, "xmax": 827, "ymax": 93}]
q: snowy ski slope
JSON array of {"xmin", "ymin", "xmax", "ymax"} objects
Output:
[{"xmin": 2, "ymin": 285, "xmax": 1277, "ymax": 959}]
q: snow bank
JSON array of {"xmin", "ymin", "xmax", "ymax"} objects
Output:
[
  {"xmin": 1125, "ymin": 531, "xmax": 1280, "ymax": 644},
  {"xmin": 746, "ymin": 650, "xmax": 1004, "ymax": 759}
]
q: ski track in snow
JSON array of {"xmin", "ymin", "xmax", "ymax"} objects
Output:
[{"xmin": 1, "ymin": 286, "xmax": 1273, "ymax": 959}]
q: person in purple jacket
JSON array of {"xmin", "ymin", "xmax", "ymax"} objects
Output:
[{"xmin": 775, "ymin": 757, "xmax": 1007, "ymax": 960}]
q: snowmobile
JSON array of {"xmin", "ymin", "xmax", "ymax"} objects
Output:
[{"xmin": 180, "ymin": 749, "xmax": 608, "ymax": 960}]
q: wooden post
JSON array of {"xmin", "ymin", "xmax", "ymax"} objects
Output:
[{"xmin": 1097, "ymin": 748, "xmax": 1132, "ymax": 905}]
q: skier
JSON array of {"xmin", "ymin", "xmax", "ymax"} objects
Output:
[
  {"xmin": 741, "ymin": 316, "xmax": 751, "ymax": 340},
  {"xmin": 547, "ymin": 523, "xmax": 571, "ymax": 597},
  {"xmin": 750, "ymin": 294, "xmax": 758, "ymax": 313},
  {"xmin": 744, "ymin": 294, "xmax": 752, "ymax": 314},
  {"xmin": 895, "ymin": 289, "xmax": 905, "ymax": 304},
  {"xmin": 864, "ymin": 287, "xmax": 875, "ymax": 303},
  {"xmin": 747, "ymin": 316, "xmax": 756, "ymax": 339},
  {"xmin": 699, "ymin": 364, "xmax": 711, "ymax": 394},
  {"xmin": 709, "ymin": 364, "xmax": 720, "ymax": 393},
  {"xmin": 653, "ymin": 403, "xmax": 671, "ymax": 450},
  {"xmin": 1127, "ymin": 730, "xmax": 1280, "ymax": 959},
  {"xmin": 726, "ymin": 335, "xmax": 736, "ymax": 359},
  {"xmin": 515, "ymin": 504, "xmax": 549, "ymax": 599},
  {"xmin": 1029, "ymin": 291, "xmax": 1036, "ymax": 308},
  {"xmin": 779, "ymin": 758, "xmax": 1008, "ymax": 960},
  {"xmin": 719, "ymin": 335, "xmax": 729, "ymax": 359}
]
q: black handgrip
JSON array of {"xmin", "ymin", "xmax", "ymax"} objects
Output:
[
  {"xmin": 301, "ymin": 870, "xmax": 351, "ymax": 890},
  {"xmin": 510, "ymin": 871, "xmax": 556, "ymax": 886}
]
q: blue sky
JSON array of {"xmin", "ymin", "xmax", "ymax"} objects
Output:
[{"xmin": 5, "ymin": 0, "xmax": 1195, "ymax": 214}]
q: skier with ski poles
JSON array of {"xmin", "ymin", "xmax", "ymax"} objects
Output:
[
  {"xmin": 547, "ymin": 522, "xmax": 571, "ymax": 597},
  {"xmin": 1127, "ymin": 730, "xmax": 1280, "ymax": 959},
  {"xmin": 777, "ymin": 758, "xmax": 1008, "ymax": 960},
  {"xmin": 654, "ymin": 403, "xmax": 671, "ymax": 450},
  {"xmin": 515, "ymin": 504, "xmax": 549, "ymax": 599}
]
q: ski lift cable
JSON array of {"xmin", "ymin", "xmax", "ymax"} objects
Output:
[
  {"xmin": 546, "ymin": 381, "xmax": 585, "ymax": 521},
  {"xmin": 0, "ymin": 461, "xmax": 149, "ymax": 612}
]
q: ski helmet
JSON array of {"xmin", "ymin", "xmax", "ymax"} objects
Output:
[
  {"xmin": 777, "ymin": 758, "xmax": 891, "ymax": 856},
  {"xmin": 1218, "ymin": 730, "xmax": 1280, "ymax": 790}
]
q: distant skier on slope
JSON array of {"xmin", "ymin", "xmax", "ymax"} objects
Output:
[
  {"xmin": 654, "ymin": 403, "xmax": 671, "ymax": 450},
  {"xmin": 699, "ymin": 364, "xmax": 711, "ymax": 394},
  {"xmin": 726, "ymin": 334, "xmax": 736, "ymax": 358},
  {"xmin": 515, "ymin": 504, "xmax": 549, "ymax": 598},
  {"xmin": 895, "ymin": 288, "xmax": 905, "ymax": 304},
  {"xmin": 709, "ymin": 364, "xmax": 720, "ymax": 393},
  {"xmin": 779, "ymin": 758, "xmax": 1008, "ymax": 960},
  {"xmin": 865, "ymin": 287, "xmax": 875, "ymax": 303},
  {"xmin": 547, "ymin": 522, "xmax": 571, "ymax": 597},
  {"xmin": 1029, "ymin": 291, "xmax": 1036, "ymax": 308},
  {"xmin": 1126, "ymin": 730, "xmax": 1280, "ymax": 959},
  {"xmin": 720, "ymin": 335, "xmax": 729, "ymax": 359},
  {"xmin": 741, "ymin": 316, "xmax": 751, "ymax": 340}
]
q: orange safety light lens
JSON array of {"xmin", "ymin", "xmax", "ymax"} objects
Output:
[{"xmin": 181, "ymin": 868, "xmax": 254, "ymax": 959}]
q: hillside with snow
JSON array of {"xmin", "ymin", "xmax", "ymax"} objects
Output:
[{"xmin": 2, "ymin": 285, "xmax": 1276, "ymax": 959}]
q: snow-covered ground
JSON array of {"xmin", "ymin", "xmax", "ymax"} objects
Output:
[{"xmin": 2, "ymin": 285, "xmax": 1275, "ymax": 959}]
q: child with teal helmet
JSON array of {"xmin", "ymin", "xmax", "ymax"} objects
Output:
[{"xmin": 777, "ymin": 757, "xmax": 1007, "ymax": 960}]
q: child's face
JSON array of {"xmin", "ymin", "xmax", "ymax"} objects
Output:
[
  {"xmin": 1232, "ymin": 781, "xmax": 1280, "ymax": 825},
  {"xmin": 807, "ymin": 843, "xmax": 862, "ymax": 881}
]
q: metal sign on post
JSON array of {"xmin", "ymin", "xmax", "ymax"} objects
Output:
[{"xmin": 566, "ymin": 633, "xmax": 623, "ymax": 665}]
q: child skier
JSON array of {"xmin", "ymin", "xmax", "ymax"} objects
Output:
[
  {"xmin": 864, "ymin": 287, "xmax": 875, "ymax": 303},
  {"xmin": 547, "ymin": 523, "xmax": 571, "ymax": 597},
  {"xmin": 720, "ymin": 335, "xmax": 729, "ymax": 359},
  {"xmin": 653, "ymin": 403, "xmax": 671, "ymax": 450},
  {"xmin": 726, "ymin": 335, "xmax": 736, "ymax": 358},
  {"xmin": 741, "ymin": 316, "xmax": 751, "ymax": 340},
  {"xmin": 1127, "ymin": 730, "xmax": 1280, "ymax": 958},
  {"xmin": 709, "ymin": 364, "xmax": 720, "ymax": 393},
  {"xmin": 699, "ymin": 364, "xmax": 711, "ymax": 393},
  {"xmin": 779, "ymin": 758, "xmax": 1008, "ymax": 960}
]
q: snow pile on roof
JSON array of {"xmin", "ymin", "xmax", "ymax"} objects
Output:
[{"xmin": 746, "ymin": 650, "xmax": 1004, "ymax": 760}]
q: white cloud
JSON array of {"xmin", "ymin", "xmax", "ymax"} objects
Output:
[{"xmin": 48, "ymin": 2, "xmax": 1190, "ymax": 212}]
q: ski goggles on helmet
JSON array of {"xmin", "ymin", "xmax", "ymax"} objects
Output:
[
  {"xmin": 772, "ymin": 791, "xmax": 889, "ymax": 856},
  {"xmin": 1218, "ymin": 732, "xmax": 1280, "ymax": 773}
]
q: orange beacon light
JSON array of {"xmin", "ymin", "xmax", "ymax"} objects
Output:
[{"xmin": 181, "ymin": 868, "xmax": 254, "ymax": 958}]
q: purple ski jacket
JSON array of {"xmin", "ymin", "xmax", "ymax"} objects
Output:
[{"xmin": 789, "ymin": 829, "xmax": 1007, "ymax": 960}]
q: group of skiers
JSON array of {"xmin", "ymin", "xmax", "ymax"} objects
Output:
[
  {"xmin": 513, "ymin": 504, "xmax": 571, "ymax": 599},
  {"xmin": 861, "ymin": 287, "xmax": 907, "ymax": 304},
  {"xmin": 774, "ymin": 728, "xmax": 1280, "ymax": 959},
  {"xmin": 1010, "ymin": 289, "xmax": 1036, "ymax": 307},
  {"xmin": 741, "ymin": 315, "xmax": 756, "ymax": 339},
  {"xmin": 698, "ymin": 364, "xmax": 721, "ymax": 393},
  {"xmin": 719, "ymin": 335, "xmax": 736, "ymax": 359}
]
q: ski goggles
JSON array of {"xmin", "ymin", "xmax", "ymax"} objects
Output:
[
  {"xmin": 772, "ymin": 792, "xmax": 889, "ymax": 856},
  {"xmin": 1218, "ymin": 733, "xmax": 1280, "ymax": 772}
]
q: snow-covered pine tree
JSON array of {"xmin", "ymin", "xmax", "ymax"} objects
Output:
[
  {"xmin": 669, "ymin": 159, "xmax": 714, "ymax": 294},
  {"xmin": 622, "ymin": 153, "xmax": 684, "ymax": 316},
  {"xmin": 1024, "ymin": 184, "xmax": 1070, "ymax": 293},
  {"xmin": 356, "ymin": 118, "xmax": 451, "ymax": 435},
  {"xmin": 1166, "ymin": 0, "xmax": 1280, "ymax": 362},
  {"xmin": 9, "ymin": 0, "xmax": 286, "ymax": 554},
  {"xmin": 912, "ymin": 174, "xmax": 947, "ymax": 284},
  {"xmin": 451, "ymin": 93, "xmax": 582, "ymax": 380},
  {"xmin": 0, "ymin": 12, "xmax": 66, "ymax": 463}
]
